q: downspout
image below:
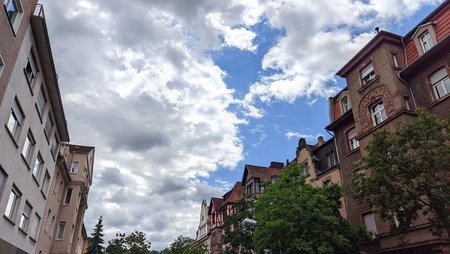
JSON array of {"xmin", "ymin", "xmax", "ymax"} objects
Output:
[
  {"xmin": 399, "ymin": 37, "xmax": 418, "ymax": 109},
  {"xmin": 326, "ymin": 129, "xmax": 350, "ymax": 219}
]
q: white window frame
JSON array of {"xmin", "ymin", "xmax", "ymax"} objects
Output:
[
  {"xmin": 22, "ymin": 130, "xmax": 36, "ymax": 164},
  {"xmin": 4, "ymin": 185, "xmax": 21, "ymax": 221},
  {"xmin": 32, "ymin": 153, "xmax": 44, "ymax": 180},
  {"xmin": 363, "ymin": 212, "xmax": 378, "ymax": 237},
  {"xmin": 420, "ymin": 31, "xmax": 433, "ymax": 53},
  {"xmin": 70, "ymin": 161, "xmax": 79, "ymax": 174},
  {"xmin": 341, "ymin": 96, "xmax": 350, "ymax": 113},
  {"xmin": 430, "ymin": 68, "xmax": 450, "ymax": 99},
  {"xmin": 361, "ymin": 62, "xmax": 375, "ymax": 86},
  {"xmin": 36, "ymin": 84, "xmax": 47, "ymax": 118},
  {"xmin": 6, "ymin": 97, "xmax": 24, "ymax": 140},
  {"xmin": 19, "ymin": 201, "xmax": 32, "ymax": 232},
  {"xmin": 41, "ymin": 170, "xmax": 50, "ymax": 197},
  {"xmin": 347, "ymin": 128, "xmax": 359, "ymax": 151},
  {"xmin": 371, "ymin": 101, "xmax": 387, "ymax": 126},
  {"xmin": 391, "ymin": 53, "xmax": 399, "ymax": 68},
  {"xmin": 3, "ymin": 0, "xmax": 23, "ymax": 31}
]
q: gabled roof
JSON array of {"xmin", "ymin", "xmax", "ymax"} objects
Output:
[
  {"xmin": 241, "ymin": 164, "xmax": 283, "ymax": 184},
  {"xmin": 221, "ymin": 182, "xmax": 244, "ymax": 208},
  {"xmin": 208, "ymin": 197, "xmax": 223, "ymax": 214}
]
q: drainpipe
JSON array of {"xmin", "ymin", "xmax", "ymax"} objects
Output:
[{"xmin": 399, "ymin": 37, "xmax": 418, "ymax": 110}]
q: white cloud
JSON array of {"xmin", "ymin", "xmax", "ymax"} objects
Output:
[{"xmin": 38, "ymin": 0, "xmax": 442, "ymax": 250}]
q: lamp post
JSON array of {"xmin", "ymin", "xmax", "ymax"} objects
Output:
[{"xmin": 241, "ymin": 218, "xmax": 275, "ymax": 254}]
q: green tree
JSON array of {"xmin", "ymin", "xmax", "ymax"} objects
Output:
[
  {"xmin": 106, "ymin": 231, "xmax": 151, "ymax": 254},
  {"xmin": 253, "ymin": 164, "xmax": 369, "ymax": 254},
  {"xmin": 165, "ymin": 235, "xmax": 206, "ymax": 254},
  {"xmin": 87, "ymin": 216, "xmax": 105, "ymax": 254},
  {"xmin": 222, "ymin": 197, "xmax": 254, "ymax": 254},
  {"xmin": 351, "ymin": 109, "xmax": 450, "ymax": 236}
]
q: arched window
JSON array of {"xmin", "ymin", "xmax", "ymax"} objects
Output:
[{"xmin": 430, "ymin": 68, "xmax": 450, "ymax": 99}]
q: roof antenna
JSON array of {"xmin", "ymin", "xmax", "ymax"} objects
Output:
[{"xmin": 375, "ymin": 27, "xmax": 380, "ymax": 33}]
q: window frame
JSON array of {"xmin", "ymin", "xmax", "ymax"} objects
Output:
[
  {"xmin": 18, "ymin": 201, "xmax": 32, "ymax": 232},
  {"xmin": 347, "ymin": 128, "xmax": 360, "ymax": 151},
  {"xmin": 32, "ymin": 152, "xmax": 44, "ymax": 182},
  {"xmin": 21, "ymin": 130, "xmax": 36, "ymax": 165},
  {"xmin": 41, "ymin": 170, "xmax": 50, "ymax": 197},
  {"xmin": 4, "ymin": 185, "xmax": 21, "ymax": 222},
  {"xmin": 6, "ymin": 97, "xmax": 24, "ymax": 142},
  {"xmin": 24, "ymin": 49, "xmax": 39, "ymax": 91},
  {"xmin": 56, "ymin": 220, "xmax": 66, "ymax": 240},
  {"xmin": 362, "ymin": 211, "xmax": 378, "ymax": 237},
  {"xmin": 341, "ymin": 96, "xmax": 350, "ymax": 113},
  {"xmin": 70, "ymin": 161, "xmax": 79, "ymax": 174},
  {"xmin": 429, "ymin": 68, "xmax": 450, "ymax": 99},
  {"xmin": 360, "ymin": 62, "xmax": 376, "ymax": 86},
  {"xmin": 3, "ymin": 0, "xmax": 23, "ymax": 32},
  {"xmin": 370, "ymin": 101, "xmax": 387, "ymax": 126},
  {"xmin": 64, "ymin": 187, "xmax": 73, "ymax": 205},
  {"xmin": 419, "ymin": 30, "xmax": 433, "ymax": 53}
]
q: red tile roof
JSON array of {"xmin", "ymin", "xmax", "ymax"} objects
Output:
[
  {"xmin": 242, "ymin": 164, "xmax": 283, "ymax": 184},
  {"xmin": 208, "ymin": 197, "xmax": 223, "ymax": 213},
  {"xmin": 221, "ymin": 182, "xmax": 244, "ymax": 208}
]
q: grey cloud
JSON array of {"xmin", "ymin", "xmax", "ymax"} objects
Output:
[{"xmin": 98, "ymin": 167, "xmax": 126, "ymax": 186}]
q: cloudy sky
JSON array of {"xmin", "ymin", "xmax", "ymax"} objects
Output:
[{"xmin": 39, "ymin": 0, "xmax": 442, "ymax": 250}]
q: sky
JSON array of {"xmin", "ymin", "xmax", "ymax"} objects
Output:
[{"xmin": 39, "ymin": 0, "xmax": 443, "ymax": 250}]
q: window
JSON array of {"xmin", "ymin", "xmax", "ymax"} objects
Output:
[
  {"xmin": 302, "ymin": 162, "xmax": 310, "ymax": 177},
  {"xmin": 22, "ymin": 130, "xmax": 35, "ymax": 164},
  {"xmin": 371, "ymin": 101, "xmax": 387, "ymax": 126},
  {"xmin": 44, "ymin": 113, "xmax": 54, "ymax": 141},
  {"xmin": 326, "ymin": 151, "xmax": 336, "ymax": 168},
  {"xmin": 42, "ymin": 170, "xmax": 50, "ymax": 196},
  {"xmin": 3, "ymin": 0, "xmax": 22, "ymax": 29},
  {"xmin": 361, "ymin": 63, "xmax": 375, "ymax": 85},
  {"xmin": 51, "ymin": 134, "xmax": 59, "ymax": 158},
  {"xmin": 347, "ymin": 128, "xmax": 359, "ymax": 151},
  {"xmin": 19, "ymin": 201, "xmax": 32, "ymax": 231},
  {"xmin": 0, "ymin": 54, "xmax": 4, "ymax": 77},
  {"xmin": 420, "ymin": 31, "xmax": 433, "ymax": 53},
  {"xmin": 36, "ymin": 85, "xmax": 47, "ymax": 117},
  {"xmin": 70, "ymin": 161, "xmax": 79, "ymax": 174},
  {"xmin": 391, "ymin": 53, "xmax": 399, "ymax": 68},
  {"xmin": 0, "ymin": 167, "xmax": 7, "ymax": 198},
  {"xmin": 246, "ymin": 183, "xmax": 253, "ymax": 195},
  {"xmin": 29, "ymin": 213, "xmax": 41, "ymax": 239},
  {"xmin": 24, "ymin": 50, "xmax": 38, "ymax": 87},
  {"xmin": 32, "ymin": 153, "xmax": 43, "ymax": 180},
  {"xmin": 4, "ymin": 185, "xmax": 21, "ymax": 220},
  {"xmin": 6, "ymin": 97, "xmax": 24, "ymax": 140},
  {"xmin": 341, "ymin": 96, "xmax": 350, "ymax": 113},
  {"xmin": 430, "ymin": 68, "xmax": 450, "ymax": 99},
  {"xmin": 363, "ymin": 212, "xmax": 378, "ymax": 237},
  {"xmin": 56, "ymin": 221, "xmax": 66, "ymax": 240},
  {"xmin": 64, "ymin": 188, "xmax": 73, "ymax": 205}
]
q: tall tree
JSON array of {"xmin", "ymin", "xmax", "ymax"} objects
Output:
[
  {"xmin": 253, "ymin": 164, "xmax": 369, "ymax": 254},
  {"xmin": 166, "ymin": 235, "xmax": 193, "ymax": 254},
  {"xmin": 106, "ymin": 231, "xmax": 151, "ymax": 254},
  {"xmin": 87, "ymin": 216, "xmax": 105, "ymax": 254},
  {"xmin": 222, "ymin": 197, "xmax": 254, "ymax": 254},
  {"xmin": 351, "ymin": 109, "xmax": 450, "ymax": 236}
]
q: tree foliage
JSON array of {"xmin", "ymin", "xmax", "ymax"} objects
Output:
[
  {"xmin": 351, "ymin": 109, "xmax": 450, "ymax": 235},
  {"xmin": 105, "ymin": 230, "xmax": 151, "ymax": 254},
  {"xmin": 164, "ymin": 235, "xmax": 205, "ymax": 254},
  {"xmin": 87, "ymin": 216, "xmax": 105, "ymax": 254},
  {"xmin": 222, "ymin": 197, "xmax": 255, "ymax": 254},
  {"xmin": 253, "ymin": 164, "xmax": 369, "ymax": 254}
]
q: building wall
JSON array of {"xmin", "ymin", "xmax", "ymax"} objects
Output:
[{"xmin": 0, "ymin": 14, "xmax": 65, "ymax": 254}]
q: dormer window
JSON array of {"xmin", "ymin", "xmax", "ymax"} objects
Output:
[
  {"xmin": 419, "ymin": 31, "xmax": 433, "ymax": 53},
  {"xmin": 361, "ymin": 63, "xmax": 375, "ymax": 86},
  {"xmin": 341, "ymin": 96, "xmax": 350, "ymax": 113}
]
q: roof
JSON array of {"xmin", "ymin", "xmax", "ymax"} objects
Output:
[
  {"xmin": 336, "ymin": 31, "xmax": 402, "ymax": 77},
  {"xmin": 208, "ymin": 197, "xmax": 223, "ymax": 214},
  {"xmin": 221, "ymin": 182, "xmax": 244, "ymax": 208},
  {"xmin": 69, "ymin": 144, "xmax": 95, "ymax": 154},
  {"xmin": 404, "ymin": 0, "xmax": 450, "ymax": 39},
  {"xmin": 241, "ymin": 164, "xmax": 283, "ymax": 184}
]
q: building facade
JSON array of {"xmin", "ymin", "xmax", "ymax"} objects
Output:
[
  {"xmin": 192, "ymin": 199, "xmax": 210, "ymax": 250},
  {"xmin": 0, "ymin": 2, "xmax": 95, "ymax": 254},
  {"xmin": 328, "ymin": 1, "xmax": 450, "ymax": 252}
]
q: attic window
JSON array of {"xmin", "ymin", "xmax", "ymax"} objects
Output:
[
  {"xmin": 341, "ymin": 96, "xmax": 350, "ymax": 113},
  {"xmin": 419, "ymin": 31, "xmax": 433, "ymax": 53}
]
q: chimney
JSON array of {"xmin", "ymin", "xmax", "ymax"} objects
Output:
[
  {"xmin": 270, "ymin": 161, "xmax": 284, "ymax": 169},
  {"xmin": 317, "ymin": 136, "xmax": 324, "ymax": 146}
]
